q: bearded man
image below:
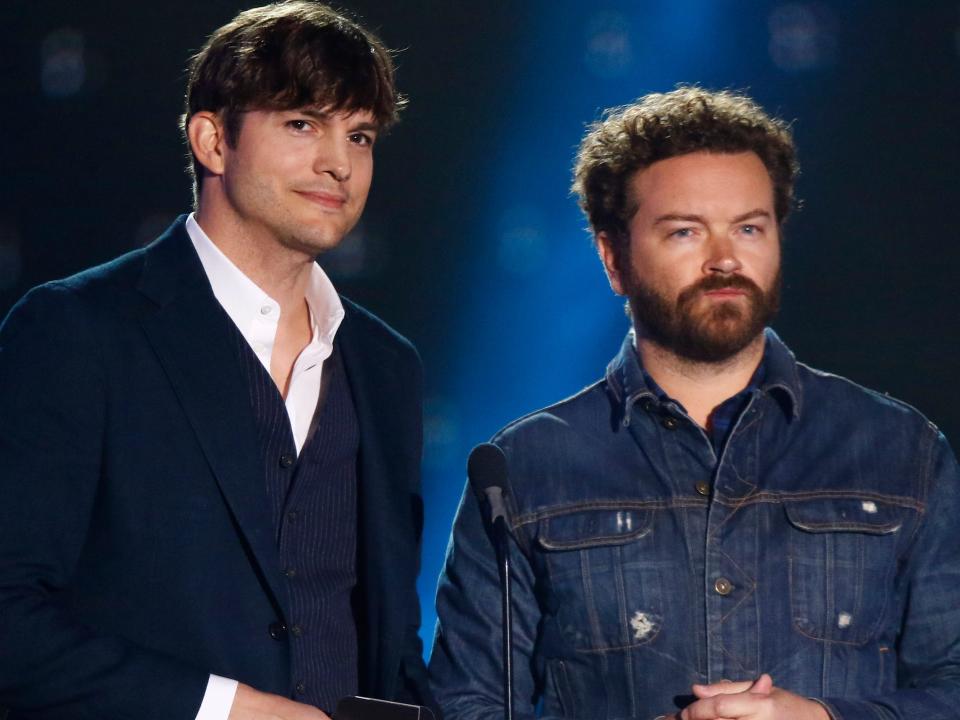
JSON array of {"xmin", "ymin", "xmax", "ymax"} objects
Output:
[{"xmin": 428, "ymin": 87, "xmax": 960, "ymax": 720}]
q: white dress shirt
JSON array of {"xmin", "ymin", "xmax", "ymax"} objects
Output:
[{"xmin": 185, "ymin": 213, "xmax": 345, "ymax": 719}]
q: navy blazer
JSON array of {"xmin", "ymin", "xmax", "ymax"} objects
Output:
[{"xmin": 0, "ymin": 218, "xmax": 431, "ymax": 719}]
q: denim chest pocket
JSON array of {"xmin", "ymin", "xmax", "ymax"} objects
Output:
[
  {"xmin": 536, "ymin": 508, "xmax": 663, "ymax": 653},
  {"xmin": 784, "ymin": 497, "xmax": 908, "ymax": 645}
]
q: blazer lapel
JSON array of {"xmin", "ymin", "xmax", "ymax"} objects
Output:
[{"xmin": 136, "ymin": 219, "xmax": 289, "ymax": 615}]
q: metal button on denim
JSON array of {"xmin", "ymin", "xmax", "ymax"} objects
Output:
[
  {"xmin": 662, "ymin": 416, "xmax": 679, "ymax": 430},
  {"xmin": 695, "ymin": 481, "xmax": 710, "ymax": 496},
  {"xmin": 714, "ymin": 577, "xmax": 734, "ymax": 595}
]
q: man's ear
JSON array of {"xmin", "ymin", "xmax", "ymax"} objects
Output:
[
  {"xmin": 597, "ymin": 230, "xmax": 627, "ymax": 296},
  {"xmin": 187, "ymin": 111, "xmax": 227, "ymax": 177}
]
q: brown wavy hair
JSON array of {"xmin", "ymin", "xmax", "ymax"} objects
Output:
[
  {"xmin": 572, "ymin": 86, "xmax": 798, "ymax": 270},
  {"xmin": 181, "ymin": 1, "xmax": 406, "ymax": 199}
]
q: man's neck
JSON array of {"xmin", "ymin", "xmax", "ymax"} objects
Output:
[
  {"xmin": 636, "ymin": 332, "xmax": 765, "ymax": 429},
  {"xmin": 194, "ymin": 203, "xmax": 314, "ymax": 316},
  {"xmin": 193, "ymin": 204, "xmax": 317, "ymax": 398}
]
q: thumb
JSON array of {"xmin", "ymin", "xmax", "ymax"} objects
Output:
[
  {"xmin": 691, "ymin": 678, "xmax": 754, "ymax": 698},
  {"xmin": 749, "ymin": 673, "xmax": 774, "ymax": 695}
]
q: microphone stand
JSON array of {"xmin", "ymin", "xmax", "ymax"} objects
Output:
[
  {"xmin": 467, "ymin": 443, "xmax": 514, "ymax": 720},
  {"xmin": 493, "ymin": 515, "xmax": 513, "ymax": 720}
]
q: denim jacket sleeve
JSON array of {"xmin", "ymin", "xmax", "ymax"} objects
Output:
[
  {"xmin": 429, "ymin": 482, "xmax": 542, "ymax": 720},
  {"xmin": 819, "ymin": 429, "xmax": 960, "ymax": 720}
]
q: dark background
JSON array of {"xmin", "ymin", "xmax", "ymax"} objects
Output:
[{"xmin": 3, "ymin": 0, "xmax": 959, "ymax": 653}]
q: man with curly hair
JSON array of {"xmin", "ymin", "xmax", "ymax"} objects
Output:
[{"xmin": 429, "ymin": 87, "xmax": 960, "ymax": 719}]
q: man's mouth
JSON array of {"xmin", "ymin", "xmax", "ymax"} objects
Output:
[
  {"xmin": 294, "ymin": 190, "xmax": 347, "ymax": 209},
  {"xmin": 703, "ymin": 288, "xmax": 748, "ymax": 298}
]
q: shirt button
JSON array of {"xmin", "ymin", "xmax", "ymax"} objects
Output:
[
  {"xmin": 714, "ymin": 577, "xmax": 734, "ymax": 595},
  {"xmin": 695, "ymin": 481, "xmax": 711, "ymax": 496},
  {"xmin": 279, "ymin": 454, "xmax": 295, "ymax": 468},
  {"xmin": 295, "ymin": 681, "xmax": 305, "ymax": 694},
  {"xmin": 260, "ymin": 305, "xmax": 272, "ymax": 315},
  {"xmin": 661, "ymin": 416, "xmax": 679, "ymax": 430},
  {"xmin": 268, "ymin": 621, "xmax": 287, "ymax": 640},
  {"xmin": 291, "ymin": 624, "xmax": 303, "ymax": 637}
]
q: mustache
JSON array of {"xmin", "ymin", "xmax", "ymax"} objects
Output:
[{"xmin": 678, "ymin": 274, "xmax": 763, "ymax": 304}]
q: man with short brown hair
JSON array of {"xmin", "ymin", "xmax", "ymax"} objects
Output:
[{"xmin": 0, "ymin": 3, "xmax": 430, "ymax": 719}]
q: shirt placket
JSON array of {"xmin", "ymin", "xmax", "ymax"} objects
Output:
[{"xmin": 704, "ymin": 396, "xmax": 762, "ymax": 683}]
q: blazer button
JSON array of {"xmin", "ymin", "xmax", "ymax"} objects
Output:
[
  {"xmin": 295, "ymin": 682, "xmax": 306, "ymax": 695},
  {"xmin": 268, "ymin": 621, "xmax": 287, "ymax": 640},
  {"xmin": 279, "ymin": 454, "xmax": 295, "ymax": 468}
]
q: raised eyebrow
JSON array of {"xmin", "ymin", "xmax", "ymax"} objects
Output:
[
  {"xmin": 349, "ymin": 122, "xmax": 379, "ymax": 134},
  {"xmin": 292, "ymin": 109, "xmax": 378, "ymax": 134},
  {"xmin": 295, "ymin": 108, "xmax": 329, "ymax": 121},
  {"xmin": 731, "ymin": 209, "xmax": 772, "ymax": 224}
]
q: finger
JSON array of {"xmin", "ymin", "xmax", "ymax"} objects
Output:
[
  {"xmin": 691, "ymin": 678, "xmax": 756, "ymax": 698},
  {"xmin": 681, "ymin": 692, "xmax": 765, "ymax": 720},
  {"xmin": 749, "ymin": 673, "xmax": 774, "ymax": 695}
]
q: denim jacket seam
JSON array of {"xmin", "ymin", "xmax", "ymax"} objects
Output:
[
  {"xmin": 718, "ymin": 490, "xmax": 924, "ymax": 511},
  {"xmin": 538, "ymin": 527, "xmax": 652, "ymax": 550},
  {"xmin": 896, "ymin": 424, "xmax": 938, "ymax": 563},
  {"xmin": 512, "ymin": 498, "xmax": 709, "ymax": 527},
  {"xmin": 511, "ymin": 491, "xmax": 924, "ymax": 528}
]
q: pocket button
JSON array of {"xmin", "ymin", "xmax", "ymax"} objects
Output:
[{"xmin": 714, "ymin": 577, "xmax": 734, "ymax": 595}]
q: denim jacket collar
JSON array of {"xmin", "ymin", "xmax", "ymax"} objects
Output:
[{"xmin": 605, "ymin": 327, "xmax": 802, "ymax": 422}]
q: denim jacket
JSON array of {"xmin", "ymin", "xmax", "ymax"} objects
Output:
[{"xmin": 429, "ymin": 330, "xmax": 960, "ymax": 719}]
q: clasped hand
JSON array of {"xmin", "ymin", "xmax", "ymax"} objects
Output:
[{"xmin": 658, "ymin": 674, "xmax": 830, "ymax": 720}]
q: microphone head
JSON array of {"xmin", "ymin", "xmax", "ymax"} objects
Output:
[{"xmin": 467, "ymin": 442, "xmax": 508, "ymax": 494}]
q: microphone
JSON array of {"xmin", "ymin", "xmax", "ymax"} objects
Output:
[
  {"xmin": 466, "ymin": 442, "xmax": 514, "ymax": 720},
  {"xmin": 467, "ymin": 442, "xmax": 509, "ymax": 523}
]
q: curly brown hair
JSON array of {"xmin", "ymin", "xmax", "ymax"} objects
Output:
[
  {"xmin": 572, "ymin": 86, "xmax": 798, "ymax": 268},
  {"xmin": 181, "ymin": 0, "xmax": 406, "ymax": 200}
]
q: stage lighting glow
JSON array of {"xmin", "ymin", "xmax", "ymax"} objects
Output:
[
  {"xmin": 768, "ymin": 2, "xmax": 838, "ymax": 71},
  {"xmin": 41, "ymin": 28, "xmax": 86, "ymax": 98},
  {"xmin": 585, "ymin": 12, "xmax": 634, "ymax": 79},
  {"xmin": 497, "ymin": 205, "xmax": 547, "ymax": 276},
  {"xmin": 424, "ymin": 397, "xmax": 463, "ymax": 470}
]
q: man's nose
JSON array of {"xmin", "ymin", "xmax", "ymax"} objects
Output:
[
  {"xmin": 315, "ymin": 138, "xmax": 351, "ymax": 181},
  {"xmin": 702, "ymin": 234, "xmax": 742, "ymax": 274}
]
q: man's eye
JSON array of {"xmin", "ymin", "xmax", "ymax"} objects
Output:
[
  {"xmin": 670, "ymin": 228, "xmax": 694, "ymax": 239},
  {"xmin": 740, "ymin": 224, "xmax": 762, "ymax": 235},
  {"xmin": 287, "ymin": 119, "xmax": 311, "ymax": 132},
  {"xmin": 350, "ymin": 132, "xmax": 374, "ymax": 146}
]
